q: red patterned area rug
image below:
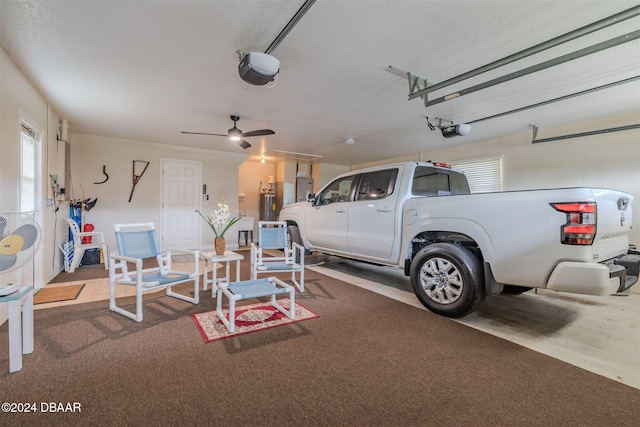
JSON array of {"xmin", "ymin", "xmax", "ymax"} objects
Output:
[{"xmin": 192, "ymin": 299, "xmax": 318, "ymax": 342}]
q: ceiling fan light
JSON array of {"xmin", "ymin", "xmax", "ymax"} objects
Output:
[{"xmin": 228, "ymin": 127, "xmax": 242, "ymax": 140}]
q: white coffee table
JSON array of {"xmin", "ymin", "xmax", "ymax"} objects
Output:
[{"xmin": 200, "ymin": 251, "xmax": 244, "ymax": 297}]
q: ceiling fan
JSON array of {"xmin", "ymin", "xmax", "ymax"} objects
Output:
[{"xmin": 181, "ymin": 115, "xmax": 274, "ymax": 149}]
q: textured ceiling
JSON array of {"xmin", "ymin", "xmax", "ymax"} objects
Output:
[{"xmin": 1, "ymin": 0, "xmax": 638, "ymax": 166}]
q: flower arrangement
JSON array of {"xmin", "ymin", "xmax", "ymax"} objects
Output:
[{"xmin": 196, "ymin": 200, "xmax": 243, "ymax": 238}]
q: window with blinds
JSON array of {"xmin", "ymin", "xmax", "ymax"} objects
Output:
[
  {"xmin": 21, "ymin": 124, "xmax": 38, "ymax": 212},
  {"xmin": 449, "ymin": 156, "xmax": 502, "ymax": 193}
]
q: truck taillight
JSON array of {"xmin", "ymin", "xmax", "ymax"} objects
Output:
[{"xmin": 551, "ymin": 202, "xmax": 597, "ymax": 245}]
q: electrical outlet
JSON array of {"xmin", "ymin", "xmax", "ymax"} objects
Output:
[{"xmin": 50, "ymin": 174, "xmax": 58, "ymax": 186}]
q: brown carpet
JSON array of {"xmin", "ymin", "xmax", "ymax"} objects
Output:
[
  {"xmin": 2, "ymin": 266, "xmax": 639, "ymax": 426},
  {"xmin": 33, "ymin": 284, "xmax": 85, "ymax": 305},
  {"xmin": 48, "ymin": 263, "xmax": 109, "ymax": 283}
]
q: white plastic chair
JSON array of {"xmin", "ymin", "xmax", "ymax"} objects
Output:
[
  {"xmin": 65, "ymin": 218, "xmax": 109, "ymax": 273},
  {"xmin": 237, "ymin": 216, "xmax": 255, "ymax": 246},
  {"xmin": 250, "ymin": 221, "xmax": 304, "ymax": 292},
  {"xmin": 216, "ymin": 277, "xmax": 295, "ymax": 333},
  {"xmin": 108, "ymin": 223, "xmax": 200, "ymax": 322}
]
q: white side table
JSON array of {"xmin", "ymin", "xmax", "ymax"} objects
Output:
[
  {"xmin": 0, "ymin": 285, "xmax": 34, "ymax": 373},
  {"xmin": 200, "ymin": 251, "xmax": 244, "ymax": 298}
]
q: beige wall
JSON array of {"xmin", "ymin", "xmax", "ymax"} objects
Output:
[
  {"xmin": 69, "ymin": 133, "xmax": 247, "ymax": 251},
  {"xmin": 238, "ymin": 160, "xmax": 277, "ymax": 238},
  {"xmin": 313, "ymin": 163, "xmax": 350, "ymax": 192},
  {"xmin": 0, "ymin": 48, "xmax": 62, "ymax": 302}
]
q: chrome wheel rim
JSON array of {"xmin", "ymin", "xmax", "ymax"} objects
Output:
[{"xmin": 419, "ymin": 257, "xmax": 463, "ymax": 305}]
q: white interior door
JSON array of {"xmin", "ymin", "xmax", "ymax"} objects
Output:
[{"xmin": 161, "ymin": 159, "xmax": 201, "ymax": 251}]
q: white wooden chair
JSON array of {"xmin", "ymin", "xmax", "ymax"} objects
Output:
[
  {"xmin": 65, "ymin": 218, "xmax": 108, "ymax": 273},
  {"xmin": 250, "ymin": 221, "xmax": 305, "ymax": 292},
  {"xmin": 108, "ymin": 223, "xmax": 199, "ymax": 322}
]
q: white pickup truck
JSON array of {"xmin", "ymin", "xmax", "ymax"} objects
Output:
[{"xmin": 279, "ymin": 161, "xmax": 639, "ymax": 317}]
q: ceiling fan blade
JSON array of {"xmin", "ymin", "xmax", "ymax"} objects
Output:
[
  {"xmin": 181, "ymin": 131, "xmax": 228, "ymax": 137},
  {"xmin": 241, "ymin": 129, "xmax": 275, "ymax": 138},
  {"xmin": 237, "ymin": 139, "xmax": 252, "ymax": 149}
]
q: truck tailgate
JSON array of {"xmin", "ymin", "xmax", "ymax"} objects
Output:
[{"xmin": 591, "ymin": 189, "xmax": 634, "ymax": 261}]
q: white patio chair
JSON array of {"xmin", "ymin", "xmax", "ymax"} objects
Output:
[
  {"xmin": 216, "ymin": 277, "xmax": 295, "ymax": 333},
  {"xmin": 237, "ymin": 216, "xmax": 255, "ymax": 246},
  {"xmin": 250, "ymin": 221, "xmax": 304, "ymax": 292},
  {"xmin": 108, "ymin": 223, "xmax": 199, "ymax": 322},
  {"xmin": 65, "ymin": 218, "xmax": 109, "ymax": 273}
]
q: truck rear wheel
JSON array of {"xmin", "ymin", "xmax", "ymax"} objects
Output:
[{"xmin": 410, "ymin": 243, "xmax": 484, "ymax": 318}]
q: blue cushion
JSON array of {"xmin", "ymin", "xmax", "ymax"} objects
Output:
[
  {"xmin": 263, "ymin": 262, "xmax": 295, "ymax": 271},
  {"xmin": 142, "ymin": 272, "xmax": 189, "ymax": 286},
  {"xmin": 116, "ymin": 230, "xmax": 160, "ymax": 258},
  {"xmin": 258, "ymin": 227, "xmax": 287, "ymax": 249},
  {"xmin": 228, "ymin": 278, "xmax": 289, "ymax": 299}
]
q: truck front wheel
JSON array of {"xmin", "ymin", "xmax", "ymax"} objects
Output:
[
  {"xmin": 410, "ymin": 243, "xmax": 484, "ymax": 318},
  {"xmin": 287, "ymin": 224, "xmax": 310, "ymax": 262}
]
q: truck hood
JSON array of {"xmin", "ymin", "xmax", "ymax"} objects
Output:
[
  {"xmin": 281, "ymin": 201, "xmax": 308, "ymax": 211},
  {"xmin": 279, "ymin": 201, "xmax": 310, "ymax": 220}
]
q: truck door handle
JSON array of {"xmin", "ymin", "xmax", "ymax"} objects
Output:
[
  {"xmin": 377, "ymin": 207, "xmax": 392, "ymax": 212},
  {"xmin": 335, "ymin": 207, "xmax": 346, "ymax": 213}
]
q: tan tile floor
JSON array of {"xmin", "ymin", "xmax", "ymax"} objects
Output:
[{"xmin": 34, "ymin": 259, "xmax": 208, "ymax": 311}]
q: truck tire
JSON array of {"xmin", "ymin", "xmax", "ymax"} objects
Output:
[
  {"xmin": 410, "ymin": 243, "xmax": 484, "ymax": 318},
  {"xmin": 287, "ymin": 224, "xmax": 307, "ymax": 262}
]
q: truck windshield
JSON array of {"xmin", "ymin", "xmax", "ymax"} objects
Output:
[{"xmin": 412, "ymin": 166, "xmax": 470, "ymax": 196}]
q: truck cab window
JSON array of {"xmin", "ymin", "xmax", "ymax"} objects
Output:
[
  {"xmin": 412, "ymin": 166, "xmax": 470, "ymax": 196},
  {"xmin": 355, "ymin": 169, "xmax": 398, "ymax": 201},
  {"xmin": 316, "ymin": 176, "xmax": 354, "ymax": 205}
]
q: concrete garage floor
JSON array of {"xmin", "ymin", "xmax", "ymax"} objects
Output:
[{"xmin": 308, "ymin": 254, "xmax": 640, "ymax": 390}]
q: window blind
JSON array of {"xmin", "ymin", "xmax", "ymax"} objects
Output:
[
  {"xmin": 21, "ymin": 126, "xmax": 37, "ymax": 212},
  {"xmin": 449, "ymin": 156, "xmax": 502, "ymax": 193}
]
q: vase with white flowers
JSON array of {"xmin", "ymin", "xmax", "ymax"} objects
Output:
[{"xmin": 197, "ymin": 200, "xmax": 243, "ymax": 255}]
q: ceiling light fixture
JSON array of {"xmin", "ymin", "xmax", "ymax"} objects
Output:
[
  {"xmin": 345, "ymin": 138, "xmax": 355, "ymax": 145},
  {"xmin": 228, "ymin": 126, "xmax": 242, "ymax": 141}
]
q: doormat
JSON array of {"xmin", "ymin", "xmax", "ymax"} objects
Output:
[
  {"xmin": 192, "ymin": 299, "xmax": 318, "ymax": 342},
  {"xmin": 34, "ymin": 284, "xmax": 85, "ymax": 305}
]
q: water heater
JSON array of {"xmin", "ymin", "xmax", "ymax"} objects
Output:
[{"xmin": 259, "ymin": 192, "xmax": 277, "ymax": 221}]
